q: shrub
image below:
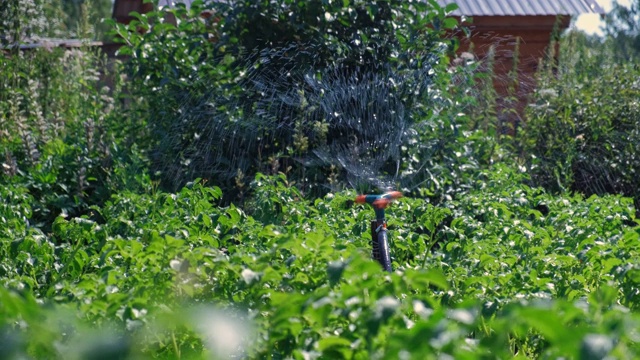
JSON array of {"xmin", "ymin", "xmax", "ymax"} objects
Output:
[
  {"xmin": 110, "ymin": 0, "xmax": 474, "ymax": 199},
  {"xmin": 0, "ymin": 45, "xmax": 147, "ymax": 229},
  {"xmin": 521, "ymin": 31, "xmax": 640, "ymax": 209}
]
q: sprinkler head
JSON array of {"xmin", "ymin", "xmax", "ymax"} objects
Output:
[{"xmin": 355, "ymin": 191, "xmax": 403, "ymax": 220}]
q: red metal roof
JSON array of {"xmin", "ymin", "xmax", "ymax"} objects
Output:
[{"xmin": 438, "ymin": 0, "xmax": 605, "ymax": 16}]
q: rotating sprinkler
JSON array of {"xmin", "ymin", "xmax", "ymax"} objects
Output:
[{"xmin": 355, "ymin": 191, "xmax": 402, "ymax": 272}]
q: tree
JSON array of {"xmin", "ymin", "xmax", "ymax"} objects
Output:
[
  {"xmin": 60, "ymin": 0, "xmax": 114, "ymax": 40},
  {"xmin": 605, "ymin": 0, "xmax": 640, "ymax": 59},
  {"xmin": 111, "ymin": 0, "xmax": 463, "ymax": 195}
]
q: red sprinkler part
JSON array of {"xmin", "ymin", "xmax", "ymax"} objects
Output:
[
  {"xmin": 355, "ymin": 191, "xmax": 403, "ymax": 220},
  {"xmin": 372, "ymin": 191, "xmax": 402, "ymax": 209}
]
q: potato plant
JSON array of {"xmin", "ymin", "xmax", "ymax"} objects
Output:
[{"xmin": 2, "ymin": 168, "xmax": 640, "ymax": 359}]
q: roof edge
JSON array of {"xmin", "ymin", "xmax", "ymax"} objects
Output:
[{"xmin": 439, "ymin": 0, "xmax": 606, "ymax": 17}]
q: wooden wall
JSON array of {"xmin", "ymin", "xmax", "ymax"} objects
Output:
[
  {"xmin": 112, "ymin": 0, "xmax": 153, "ymax": 25},
  {"xmin": 452, "ymin": 15, "xmax": 571, "ymax": 128}
]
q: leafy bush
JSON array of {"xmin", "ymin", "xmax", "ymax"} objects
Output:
[
  {"xmin": 110, "ymin": 0, "xmax": 475, "ymax": 198},
  {"xmin": 0, "ymin": 0, "xmax": 112, "ymax": 42},
  {"xmin": 521, "ymin": 31, "xmax": 640, "ymax": 209},
  {"xmin": 0, "ymin": 44, "xmax": 148, "ymax": 229},
  {"xmin": 604, "ymin": 0, "xmax": 640, "ymax": 61}
]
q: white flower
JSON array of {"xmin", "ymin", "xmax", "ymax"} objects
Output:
[{"xmin": 241, "ymin": 268, "xmax": 260, "ymax": 285}]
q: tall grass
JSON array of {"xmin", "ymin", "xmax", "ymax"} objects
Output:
[{"xmin": 1, "ymin": 41, "xmax": 146, "ymax": 228}]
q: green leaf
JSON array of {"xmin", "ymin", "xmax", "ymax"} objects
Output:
[
  {"xmin": 318, "ymin": 336, "xmax": 353, "ymax": 352},
  {"xmin": 445, "ymin": 3, "xmax": 459, "ymax": 13},
  {"xmin": 202, "ymin": 214, "xmax": 212, "ymax": 227},
  {"xmin": 406, "ymin": 268, "xmax": 449, "ymax": 290},
  {"xmin": 443, "ymin": 17, "xmax": 458, "ymax": 29}
]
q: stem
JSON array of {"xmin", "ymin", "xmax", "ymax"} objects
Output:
[
  {"xmin": 172, "ymin": 331, "xmax": 181, "ymax": 359},
  {"xmin": 422, "ymin": 233, "xmax": 434, "ymax": 268}
]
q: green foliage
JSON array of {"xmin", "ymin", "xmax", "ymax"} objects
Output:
[
  {"xmin": 0, "ymin": 0, "xmax": 108, "ymax": 43},
  {"xmin": 521, "ymin": 31, "xmax": 640, "ymax": 208},
  {"xmin": 59, "ymin": 0, "xmax": 114, "ymax": 40},
  {"xmin": 0, "ymin": 44, "xmax": 148, "ymax": 229},
  {"xmin": 2, "ymin": 169, "xmax": 640, "ymax": 358},
  {"xmin": 3, "ymin": 1, "xmax": 640, "ymax": 358},
  {"xmin": 442, "ymin": 165, "xmax": 639, "ymax": 305},
  {"xmin": 0, "ymin": 0, "xmax": 53, "ymax": 46},
  {"xmin": 108, "ymin": 1, "xmax": 238, "ymax": 191},
  {"xmin": 605, "ymin": 0, "xmax": 640, "ymax": 60},
  {"xmin": 214, "ymin": 0, "xmax": 457, "ymax": 69},
  {"xmin": 109, "ymin": 0, "xmax": 466, "ymax": 195}
]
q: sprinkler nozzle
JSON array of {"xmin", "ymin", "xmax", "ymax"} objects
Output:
[{"xmin": 355, "ymin": 191, "xmax": 403, "ymax": 220}]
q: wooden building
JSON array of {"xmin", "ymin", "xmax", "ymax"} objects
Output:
[
  {"xmin": 437, "ymin": 0, "xmax": 605, "ymax": 123},
  {"xmin": 112, "ymin": 0, "xmax": 194, "ymax": 25}
]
